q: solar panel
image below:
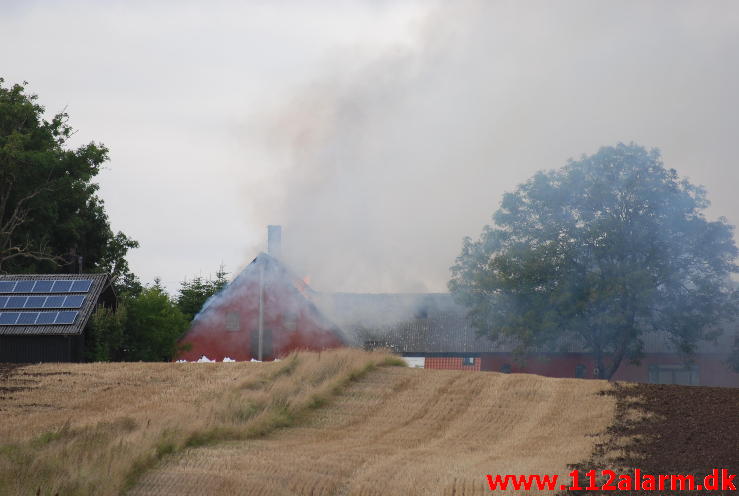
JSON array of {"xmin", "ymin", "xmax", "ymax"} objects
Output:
[
  {"xmin": 70, "ymin": 280, "xmax": 92, "ymax": 292},
  {"xmin": 51, "ymin": 280, "xmax": 74, "ymax": 292},
  {"xmin": 62, "ymin": 295, "xmax": 85, "ymax": 308},
  {"xmin": 6, "ymin": 296, "xmax": 27, "ymax": 309},
  {"xmin": 0, "ymin": 312, "xmax": 20, "ymax": 325},
  {"xmin": 36, "ymin": 312, "xmax": 57, "ymax": 325},
  {"xmin": 44, "ymin": 296, "xmax": 65, "ymax": 308},
  {"xmin": 0, "ymin": 277, "xmax": 95, "ymax": 327},
  {"xmin": 32, "ymin": 280, "xmax": 54, "ymax": 293},
  {"xmin": 13, "ymin": 281, "xmax": 35, "ymax": 293},
  {"xmin": 24, "ymin": 296, "xmax": 46, "ymax": 308},
  {"xmin": 0, "ymin": 310, "xmax": 81, "ymax": 325},
  {"xmin": 55, "ymin": 311, "xmax": 78, "ymax": 324},
  {"xmin": 17, "ymin": 312, "xmax": 38, "ymax": 325}
]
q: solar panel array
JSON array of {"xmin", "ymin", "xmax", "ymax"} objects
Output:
[
  {"xmin": 0, "ymin": 311, "xmax": 78, "ymax": 326},
  {"xmin": 0, "ymin": 279, "xmax": 92, "ymax": 293},
  {"xmin": 0, "ymin": 279, "xmax": 93, "ymax": 326}
]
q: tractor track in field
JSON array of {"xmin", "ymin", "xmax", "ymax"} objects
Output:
[{"xmin": 131, "ymin": 368, "xmax": 615, "ymax": 496}]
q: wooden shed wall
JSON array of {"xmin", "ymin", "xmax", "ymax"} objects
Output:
[{"xmin": 0, "ymin": 334, "xmax": 84, "ymax": 363}]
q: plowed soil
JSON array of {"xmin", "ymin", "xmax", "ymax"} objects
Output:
[{"xmin": 573, "ymin": 382, "xmax": 739, "ymax": 496}]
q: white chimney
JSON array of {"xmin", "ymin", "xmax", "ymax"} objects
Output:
[{"xmin": 267, "ymin": 225, "xmax": 282, "ymax": 258}]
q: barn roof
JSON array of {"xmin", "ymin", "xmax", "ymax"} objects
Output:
[
  {"xmin": 196, "ymin": 253, "xmax": 349, "ymax": 344},
  {"xmin": 319, "ymin": 292, "xmax": 736, "ymax": 355},
  {"xmin": 0, "ymin": 274, "xmax": 113, "ymax": 336}
]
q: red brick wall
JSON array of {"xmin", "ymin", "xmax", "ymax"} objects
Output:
[
  {"xmin": 480, "ymin": 354, "xmax": 592, "ymax": 378},
  {"xmin": 477, "ymin": 353, "xmax": 739, "ymax": 387},
  {"xmin": 425, "ymin": 356, "xmax": 481, "ymax": 371}
]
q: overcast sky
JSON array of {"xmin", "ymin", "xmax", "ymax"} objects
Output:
[{"xmin": 2, "ymin": 0, "xmax": 738, "ymax": 293}]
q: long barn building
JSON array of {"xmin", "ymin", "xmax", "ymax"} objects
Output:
[{"xmin": 318, "ymin": 292, "xmax": 739, "ymax": 388}]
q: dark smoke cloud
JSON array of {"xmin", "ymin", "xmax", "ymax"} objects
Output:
[{"xmin": 249, "ymin": 0, "xmax": 739, "ymax": 293}]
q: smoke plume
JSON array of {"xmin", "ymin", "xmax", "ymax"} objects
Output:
[{"xmin": 247, "ymin": 0, "xmax": 739, "ymax": 294}]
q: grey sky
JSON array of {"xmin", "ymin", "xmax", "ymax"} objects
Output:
[{"xmin": 2, "ymin": 1, "xmax": 737, "ymax": 293}]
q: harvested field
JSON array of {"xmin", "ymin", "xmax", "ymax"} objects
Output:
[
  {"xmin": 132, "ymin": 368, "xmax": 616, "ymax": 496},
  {"xmin": 0, "ymin": 349, "xmax": 403, "ymax": 496},
  {"xmin": 4, "ymin": 353, "xmax": 734, "ymax": 496}
]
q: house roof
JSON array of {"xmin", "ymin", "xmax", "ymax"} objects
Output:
[
  {"xmin": 319, "ymin": 292, "xmax": 736, "ymax": 355},
  {"xmin": 195, "ymin": 253, "xmax": 349, "ymax": 344},
  {"xmin": 0, "ymin": 274, "xmax": 113, "ymax": 336}
]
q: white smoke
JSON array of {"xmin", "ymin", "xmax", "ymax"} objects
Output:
[{"xmin": 246, "ymin": 0, "xmax": 739, "ymax": 294}]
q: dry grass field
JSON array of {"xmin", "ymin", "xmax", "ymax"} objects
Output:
[
  {"xmin": 0, "ymin": 351, "xmax": 619, "ymax": 496},
  {"xmin": 0, "ymin": 349, "xmax": 404, "ymax": 496},
  {"xmin": 131, "ymin": 367, "xmax": 616, "ymax": 496},
  {"xmin": 2, "ymin": 354, "xmax": 735, "ymax": 496}
]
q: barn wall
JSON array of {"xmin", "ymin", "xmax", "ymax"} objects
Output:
[
  {"xmin": 0, "ymin": 335, "xmax": 84, "ymax": 363},
  {"xmin": 479, "ymin": 353, "xmax": 593, "ymax": 378},
  {"xmin": 612, "ymin": 353, "xmax": 739, "ymax": 387},
  {"xmin": 425, "ymin": 356, "xmax": 482, "ymax": 371},
  {"xmin": 475, "ymin": 352, "xmax": 739, "ymax": 387}
]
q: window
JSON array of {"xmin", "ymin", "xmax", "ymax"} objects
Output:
[
  {"xmin": 500, "ymin": 363, "xmax": 512, "ymax": 374},
  {"xmin": 648, "ymin": 364, "xmax": 700, "ymax": 386},
  {"xmin": 462, "ymin": 356, "xmax": 475, "ymax": 366},
  {"xmin": 575, "ymin": 364, "xmax": 586, "ymax": 378},
  {"xmin": 225, "ymin": 312, "xmax": 240, "ymax": 331},
  {"xmin": 283, "ymin": 311, "xmax": 298, "ymax": 332}
]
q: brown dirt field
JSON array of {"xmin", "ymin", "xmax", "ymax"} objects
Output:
[
  {"xmin": 131, "ymin": 368, "xmax": 616, "ymax": 496},
  {"xmin": 573, "ymin": 382, "xmax": 739, "ymax": 496}
]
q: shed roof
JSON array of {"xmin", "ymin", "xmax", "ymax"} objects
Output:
[{"xmin": 0, "ymin": 274, "xmax": 112, "ymax": 336}]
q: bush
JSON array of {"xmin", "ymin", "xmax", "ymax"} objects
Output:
[
  {"xmin": 85, "ymin": 305, "xmax": 126, "ymax": 362},
  {"xmin": 123, "ymin": 284, "xmax": 188, "ymax": 361}
]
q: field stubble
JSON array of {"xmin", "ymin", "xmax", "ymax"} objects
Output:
[
  {"xmin": 0, "ymin": 349, "xmax": 403, "ymax": 495},
  {"xmin": 132, "ymin": 366, "xmax": 616, "ymax": 496}
]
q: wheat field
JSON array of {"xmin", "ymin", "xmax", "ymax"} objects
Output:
[{"xmin": 132, "ymin": 366, "xmax": 616, "ymax": 496}]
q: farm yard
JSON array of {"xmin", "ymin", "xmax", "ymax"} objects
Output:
[{"xmin": 1, "ymin": 350, "xmax": 735, "ymax": 496}]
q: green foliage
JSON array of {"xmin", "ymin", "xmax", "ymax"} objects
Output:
[
  {"xmin": 123, "ymin": 285, "xmax": 188, "ymax": 361},
  {"xmin": 85, "ymin": 305, "xmax": 126, "ymax": 362},
  {"xmin": 450, "ymin": 143, "xmax": 738, "ymax": 379},
  {"xmin": 177, "ymin": 265, "xmax": 229, "ymax": 321},
  {"xmin": 0, "ymin": 78, "xmax": 137, "ymax": 287}
]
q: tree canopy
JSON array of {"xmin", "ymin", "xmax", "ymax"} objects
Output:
[
  {"xmin": 0, "ymin": 78, "xmax": 137, "ymax": 285},
  {"xmin": 123, "ymin": 281, "xmax": 188, "ymax": 361},
  {"xmin": 450, "ymin": 143, "xmax": 738, "ymax": 379},
  {"xmin": 177, "ymin": 265, "xmax": 229, "ymax": 322}
]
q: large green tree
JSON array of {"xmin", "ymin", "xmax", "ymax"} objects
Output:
[
  {"xmin": 450, "ymin": 143, "xmax": 738, "ymax": 379},
  {"xmin": 0, "ymin": 78, "xmax": 137, "ymax": 283}
]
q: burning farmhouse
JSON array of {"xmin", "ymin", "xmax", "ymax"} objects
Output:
[{"xmin": 177, "ymin": 227, "xmax": 348, "ymax": 362}]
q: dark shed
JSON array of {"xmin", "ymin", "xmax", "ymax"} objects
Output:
[{"xmin": 0, "ymin": 274, "xmax": 115, "ymax": 363}]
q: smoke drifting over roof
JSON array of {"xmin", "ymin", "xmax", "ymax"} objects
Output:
[{"xmin": 248, "ymin": 0, "xmax": 739, "ymax": 293}]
